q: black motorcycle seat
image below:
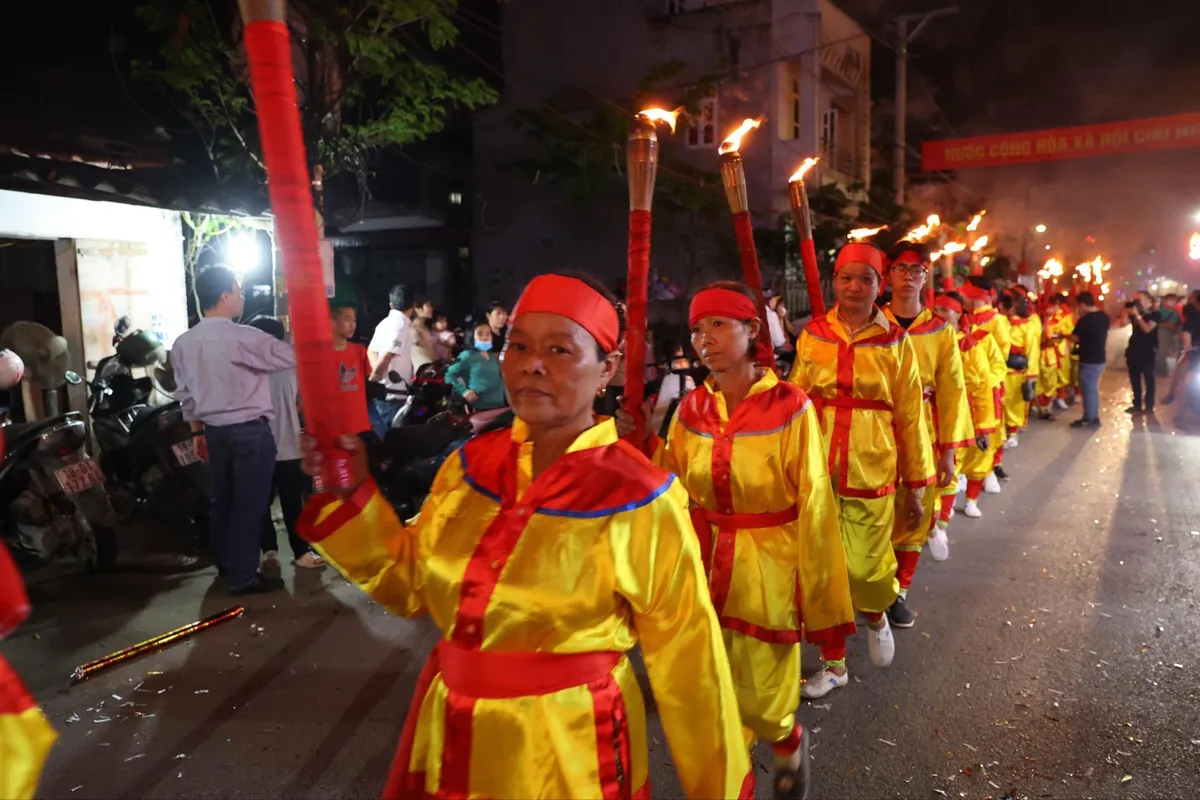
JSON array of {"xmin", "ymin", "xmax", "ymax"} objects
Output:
[{"xmin": 3, "ymin": 412, "xmax": 84, "ymax": 446}]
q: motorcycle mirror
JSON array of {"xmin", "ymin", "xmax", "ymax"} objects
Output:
[{"xmin": 64, "ymin": 370, "xmax": 83, "ymax": 386}]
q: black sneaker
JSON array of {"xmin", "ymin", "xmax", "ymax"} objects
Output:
[
  {"xmin": 1070, "ymin": 418, "xmax": 1101, "ymax": 429},
  {"xmin": 994, "ymin": 466, "xmax": 1010, "ymax": 481},
  {"xmin": 887, "ymin": 595, "xmax": 916, "ymax": 629},
  {"xmin": 1126, "ymin": 406, "xmax": 1142, "ymax": 415},
  {"xmin": 230, "ymin": 574, "xmax": 285, "ymax": 595},
  {"xmin": 773, "ymin": 725, "xmax": 811, "ymax": 800}
]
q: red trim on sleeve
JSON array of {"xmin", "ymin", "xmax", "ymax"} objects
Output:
[
  {"xmin": 939, "ymin": 438, "xmax": 975, "ymax": 450},
  {"xmin": 295, "ymin": 480, "xmax": 379, "ymax": 543},
  {"xmin": 903, "ymin": 475, "xmax": 937, "ymax": 489}
]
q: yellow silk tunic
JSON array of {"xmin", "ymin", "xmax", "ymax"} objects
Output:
[
  {"xmin": 1040, "ymin": 309, "xmax": 1074, "ymax": 395},
  {"xmin": 300, "ymin": 418, "xmax": 751, "ymax": 800},
  {"xmin": 653, "ymin": 370, "xmax": 854, "ymax": 744},
  {"xmin": 1004, "ymin": 315, "xmax": 1041, "ymax": 431},
  {"xmin": 883, "ymin": 306, "xmax": 974, "ymax": 550},
  {"xmin": 789, "ymin": 307, "xmax": 935, "ymax": 612},
  {"xmin": 968, "ymin": 305, "xmax": 1012, "ymax": 361},
  {"xmin": 962, "ymin": 330, "xmax": 1006, "ymax": 480}
]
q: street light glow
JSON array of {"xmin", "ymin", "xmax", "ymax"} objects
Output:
[{"xmin": 1035, "ymin": 224, "xmax": 1047, "ymax": 233}]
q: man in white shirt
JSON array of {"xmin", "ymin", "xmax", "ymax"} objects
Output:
[
  {"xmin": 367, "ymin": 284, "xmax": 413, "ymax": 436},
  {"xmin": 172, "ymin": 267, "xmax": 295, "ymax": 595}
]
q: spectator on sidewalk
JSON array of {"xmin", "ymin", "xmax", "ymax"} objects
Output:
[
  {"xmin": 485, "ymin": 299, "xmax": 509, "ymax": 352},
  {"xmin": 329, "ymin": 301, "xmax": 376, "ymax": 446},
  {"xmin": 172, "ymin": 266, "xmax": 294, "ymax": 595},
  {"xmin": 247, "ymin": 317, "xmax": 325, "ymax": 571},
  {"xmin": 1158, "ymin": 293, "xmax": 1182, "ymax": 376},
  {"xmin": 445, "ymin": 322, "xmax": 506, "ymax": 410},
  {"xmin": 408, "ymin": 295, "xmax": 437, "ymax": 371},
  {"xmin": 1070, "ymin": 291, "xmax": 1109, "ymax": 429},
  {"xmin": 431, "ymin": 313, "xmax": 457, "ymax": 361},
  {"xmin": 367, "ymin": 284, "xmax": 413, "ymax": 437}
]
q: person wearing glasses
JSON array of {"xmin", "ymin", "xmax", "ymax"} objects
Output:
[{"xmin": 880, "ymin": 242, "xmax": 974, "ymax": 630}]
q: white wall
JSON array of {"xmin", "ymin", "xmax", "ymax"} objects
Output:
[{"xmin": 0, "ymin": 189, "xmax": 187, "ymax": 368}]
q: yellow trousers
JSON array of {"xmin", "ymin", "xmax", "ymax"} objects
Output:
[
  {"xmin": 962, "ymin": 431, "xmax": 1002, "ymax": 481},
  {"xmin": 837, "ymin": 494, "xmax": 899, "ymax": 614},
  {"xmin": 722, "ymin": 630, "xmax": 798, "ymax": 746},
  {"xmin": 1003, "ymin": 373, "xmax": 1030, "ymax": 431},
  {"xmin": 1038, "ymin": 359, "xmax": 1060, "ymax": 400},
  {"xmin": 892, "ymin": 479, "xmax": 939, "ymax": 552}
]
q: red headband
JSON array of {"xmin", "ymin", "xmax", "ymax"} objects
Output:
[
  {"xmin": 835, "ymin": 243, "xmax": 887, "ymax": 277},
  {"xmin": 893, "ymin": 249, "xmax": 927, "ymax": 266},
  {"xmin": 512, "ymin": 274, "xmax": 620, "ymax": 352},
  {"xmin": 689, "ymin": 288, "xmax": 758, "ymax": 327},
  {"xmin": 960, "ymin": 282, "xmax": 990, "ymax": 301},
  {"xmin": 933, "ymin": 295, "xmax": 963, "ymax": 314}
]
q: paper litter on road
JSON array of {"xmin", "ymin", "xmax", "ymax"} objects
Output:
[{"xmin": 877, "ymin": 738, "xmax": 897, "ymax": 747}]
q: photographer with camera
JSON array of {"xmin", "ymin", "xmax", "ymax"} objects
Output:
[{"xmin": 1121, "ymin": 291, "xmax": 1160, "ymax": 415}]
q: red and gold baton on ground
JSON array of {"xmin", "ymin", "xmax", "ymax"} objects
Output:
[
  {"xmin": 787, "ymin": 158, "xmax": 825, "ymax": 317},
  {"xmin": 718, "ymin": 118, "xmax": 775, "ymax": 368},
  {"xmin": 624, "ymin": 108, "xmax": 679, "ymax": 444},
  {"xmin": 237, "ymin": 0, "xmax": 352, "ymax": 489}
]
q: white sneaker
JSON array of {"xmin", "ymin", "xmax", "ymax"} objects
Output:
[
  {"xmin": 964, "ymin": 500, "xmax": 982, "ymax": 518},
  {"xmin": 1005, "ymin": 435, "xmax": 1019, "ymax": 448},
  {"xmin": 1054, "ymin": 398, "xmax": 1069, "ymax": 411},
  {"xmin": 927, "ymin": 525, "xmax": 949, "ymax": 561},
  {"xmin": 867, "ymin": 617, "xmax": 895, "ymax": 667},
  {"xmin": 802, "ymin": 667, "xmax": 848, "ymax": 699},
  {"xmin": 983, "ymin": 472, "xmax": 1002, "ymax": 494},
  {"xmin": 957, "ymin": 474, "xmax": 967, "ymax": 493}
]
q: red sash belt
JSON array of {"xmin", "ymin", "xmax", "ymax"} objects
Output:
[
  {"xmin": 386, "ymin": 641, "xmax": 626, "ymax": 799},
  {"xmin": 690, "ymin": 505, "xmax": 799, "ymax": 624},
  {"xmin": 438, "ymin": 640, "xmax": 622, "ymax": 698}
]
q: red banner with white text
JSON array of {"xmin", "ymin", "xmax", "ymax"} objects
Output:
[{"xmin": 922, "ymin": 112, "xmax": 1200, "ymax": 171}]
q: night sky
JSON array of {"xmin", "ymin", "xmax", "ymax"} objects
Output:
[{"xmin": 3, "ymin": 1, "xmax": 1199, "ymax": 291}]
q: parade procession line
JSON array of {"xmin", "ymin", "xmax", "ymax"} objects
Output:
[{"xmin": 8, "ymin": 377, "xmax": 1200, "ymax": 799}]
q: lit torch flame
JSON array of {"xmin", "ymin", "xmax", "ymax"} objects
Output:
[
  {"xmin": 929, "ymin": 249, "xmax": 943, "ymax": 261},
  {"xmin": 1101, "ymin": 281, "xmax": 1112, "ymax": 295},
  {"xmin": 788, "ymin": 157, "xmax": 819, "ymax": 182},
  {"xmin": 903, "ymin": 213, "xmax": 943, "ymax": 242},
  {"xmin": 635, "ymin": 107, "xmax": 683, "ymax": 133},
  {"xmin": 1191, "ymin": 233, "xmax": 1200, "ymax": 261},
  {"xmin": 1038, "ymin": 258, "xmax": 1064, "ymax": 280},
  {"xmin": 942, "ymin": 241, "xmax": 967, "ymax": 255},
  {"xmin": 970, "ymin": 235, "xmax": 989, "ymax": 252},
  {"xmin": 966, "ymin": 210, "xmax": 987, "ymax": 232},
  {"xmin": 719, "ymin": 117, "xmax": 763, "ymax": 155},
  {"xmin": 980, "ymin": 255, "xmax": 991, "ymax": 267},
  {"xmin": 847, "ymin": 225, "xmax": 886, "ymax": 242}
]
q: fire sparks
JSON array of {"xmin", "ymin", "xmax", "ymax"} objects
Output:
[
  {"xmin": 718, "ymin": 118, "xmax": 763, "ymax": 155},
  {"xmin": 970, "ymin": 235, "xmax": 989, "ymax": 252},
  {"xmin": 635, "ymin": 107, "xmax": 683, "ymax": 133},
  {"xmin": 1190, "ymin": 233, "xmax": 1200, "ymax": 261},
  {"xmin": 847, "ymin": 225, "xmax": 886, "ymax": 242},
  {"xmin": 788, "ymin": 157, "xmax": 820, "ymax": 182},
  {"xmin": 966, "ymin": 211, "xmax": 987, "ymax": 232},
  {"xmin": 903, "ymin": 214, "xmax": 942, "ymax": 242}
]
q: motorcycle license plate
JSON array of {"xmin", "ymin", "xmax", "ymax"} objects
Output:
[
  {"xmin": 172, "ymin": 439, "xmax": 201, "ymax": 467},
  {"xmin": 55, "ymin": 460, "xmax": 104, "ymax": 494}
]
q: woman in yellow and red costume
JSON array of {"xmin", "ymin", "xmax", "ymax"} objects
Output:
[
  {"xmin": 620, "ymin": 281, "xmax": 852, "ymax": 798},
  {"xmin": 998, "ymin": 289, "xmax": 1040, "ymax": 451},
  {"xmin": 787, "ymin": 243, "xmax": 935, "ymax": 697},
  {"xmin": 929, "ymin": 292, "xmax": 999, "ymax": 531},
  {"xmin": 296, "ymin": 273, "xmax": 753, "ymax": 800},
  {"xmin": 1037, "ymin": 294, "xmax": 1073, "ymax": 418},
  {"xmin": 0, "ymin": 430, "xmax": 58, "ymax": 800},
  {"xmin": 880, "ymin": 242, "xmax": 974, "ymax": 630},
  {"xmin": 961, "ymin": 277, "xmax": 1011, "ymax": 496}
]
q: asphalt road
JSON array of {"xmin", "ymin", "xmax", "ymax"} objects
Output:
[{"xmin": 7, "ymin": 371, "xmax": 1200, "ymax": 800}]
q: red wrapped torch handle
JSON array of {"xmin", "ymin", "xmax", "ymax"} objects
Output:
[
  {"xmin": 240, "ymin": 11, "xmax": 352, "ymax": 488},
  {"xmin": 798, "ymin": 239, "xmax": 826, "ymax": 318},
  {"xmin": 624, "ymin": 209, "xmax": 651, "ymax": 443},
  {"xmin": 731, "ymin": 211, "xmax": 777, "ymax": 370}
]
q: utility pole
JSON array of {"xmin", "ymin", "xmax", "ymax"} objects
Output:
[{"xmin": 893, "ymin": 6, "xmax": 958, "ymax": 207}]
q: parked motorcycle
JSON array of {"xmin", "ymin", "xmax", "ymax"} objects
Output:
[
  {"xmin": 0, "ymin": 371, "xmax": 119, "ymax": 571},
  {"xmin": 382, "ymin": 362, "xmax": 454, "ymax": 429},
  {"xmin": 89, "ymin": 333, "xmax": 210, "ymax": 533}
]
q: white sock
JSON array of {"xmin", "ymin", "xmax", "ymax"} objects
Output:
[{"xmin": 898, "ymin": 587, "xmax": 908, "ymax": 599}]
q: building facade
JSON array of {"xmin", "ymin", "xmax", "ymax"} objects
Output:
[{"xmin": 472, "ymin": 0, "xmax": 871, "ymax": 305}]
